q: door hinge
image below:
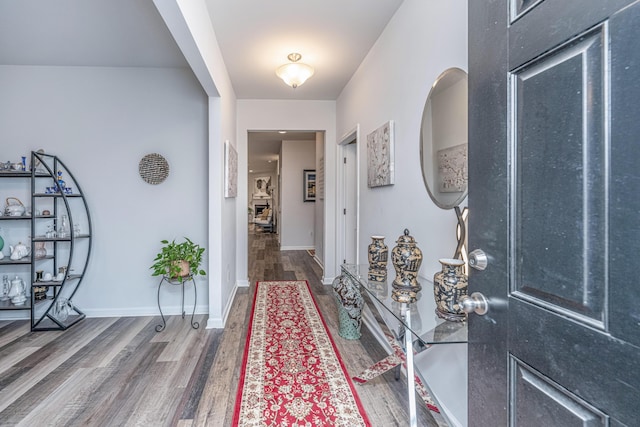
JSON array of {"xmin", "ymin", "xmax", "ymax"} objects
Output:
[
  {"xmin": 343, "ymin": 208, "xmax": 346, "ymax": 215},
  {"xmin": 343, "ymin": 157, "xmax": 347, "ymax": 164},
  {"xmin": 343, "ymin": 259, "xmax": 346, "ymax": 264}
]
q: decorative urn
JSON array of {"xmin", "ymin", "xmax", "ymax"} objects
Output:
[
  {"xmin": 391, "ymin": 229, "xmax": 423, "ymax": 303},
  {"xmin": 367, "ymin": 236, "xmax": 388, "ymax": 282},
  {"xmin": 433, "ymin": 258, "xmax": 468, "ymax": 322}
]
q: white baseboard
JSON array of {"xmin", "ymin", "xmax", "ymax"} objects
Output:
[
  {"xmin": 206, "ymin": 280, "xmax": 242, "ymax": 329},
  {"xmin": 220, "ymin": 283, "xmax": 238, "ymax": 325},
  {"xmin": 322, "ymin": 275, "xmax": 336, "ymax": 285},
  {"xmin": 312, "ymin": 255, "xmax": 323, "ymax": 269},
  {"xmin": 237, "ymin": 278, "xmax": 250, "ymax": 287},
  {"xmin": 83, "ymin": 305, "xmax": 209, "ymax": 318},
  {"xmin": 280, "ymin": 245, "xmax": 315, "ymax": 250},
  {"xmin": 361, "ymin": 305, "xmax": 393, "ymax": 353}
]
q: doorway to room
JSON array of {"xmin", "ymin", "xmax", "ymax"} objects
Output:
[
  {"xmin": 247, "ymin": 130, "xmax": 322, "ymax": 271},
  {"xmin": 338, "ymin": 126, "xmax": 359, "ymax": 265}
]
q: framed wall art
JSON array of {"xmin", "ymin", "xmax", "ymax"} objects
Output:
[
  {"xmin": 437, "ymin": 143, "xmax": 467, "ymax": 193},
  {"xmin": 367, "ymin": 120, "xmax": 395, "ymax": 187},
  {"xmin": 303, "ymin": 169, "xmax": 316, "ymax": 202},
  {"xmin": 224, "ymin": 140, "xmax": 238, "ymax": 198},
  {"xmin": 253, "ymin": 176, "xmax": 272, "ymax": 199}
]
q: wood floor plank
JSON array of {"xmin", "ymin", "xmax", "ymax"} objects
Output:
[
  {"xmin": 192, "ymin": 290, "xmax": 250, "ymax": 427},
  {"xmin": 0, "ymin": 317, "xmax": 118, "ymax": 413},
  {"xmin": 0, "ymin": 320, "xmax": 31, "ymax": 349},
  {"xmin": 0, "ymin": 347, "xmax": 40, "ymax": 376},
  {"xmin": 173, "ymin": 328, "xmax": 223, "ymax": 423}
]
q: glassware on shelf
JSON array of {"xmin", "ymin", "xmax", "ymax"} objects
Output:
[
  {"xmin": 53, "ymin": 298, "xmax": 72, "ymax": 321},
  {"xmin": 1, "ymin": 275, "xmax": 10, "ymax": 301},
  {"xmin": 34, "ymin": 242, "xmax": 47, "ymax": 259},
  {"xmin": 58, "ymin": 215, "xmax": 69, "ymax": 238}
]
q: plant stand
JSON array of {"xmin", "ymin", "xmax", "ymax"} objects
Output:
[{"xmin": 155, "ymin": 274, "xmax": 199, "ymax": 332}]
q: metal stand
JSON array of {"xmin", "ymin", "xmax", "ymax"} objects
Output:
[
  {"xmin": 454, "ymin": 206, "xmax": 469, "ymax": 273},
  {"xmin": 155, "ymin": 275, "xmax": 199, "ymax": 332}
]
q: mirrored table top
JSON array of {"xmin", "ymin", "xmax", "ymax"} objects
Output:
[{"xmin": 341, "ymin": 264, "xmax": 467, "ymax": 346}]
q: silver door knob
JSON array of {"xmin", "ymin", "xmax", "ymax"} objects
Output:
[
  {"xmin": 460, "ymin": 292, "xmax": 489, "ymax": 315},
  {"xmin": 468, "ymin": 249, "xmax": 488, "ymax": 271}
]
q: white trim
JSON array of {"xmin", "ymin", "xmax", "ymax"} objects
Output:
[
  {"xmin": 280, "ymin": 245, "xmax": 315, "ymax": 250},
  {"xmin": 337, "ymin": 125, "xmax": 360, "ymax": 266},
  {"xmin": 83, "ymin": 306, "xmax": 209, "ymax": 318},
  {"xmin": 312, "ymin": 255, "xmax": 324, "ymax": 269},
  {"xmin": 237, "ymin": 278, "xmax": 250, "ymax": 287},
  {"xmin": 361, "ymin": 304, "xmax": 393, "ymax": 353}
]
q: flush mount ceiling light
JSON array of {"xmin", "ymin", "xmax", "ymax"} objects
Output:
[{"xmin": 276, "ymin": 53, "xmax": 314, "ymax": 89}]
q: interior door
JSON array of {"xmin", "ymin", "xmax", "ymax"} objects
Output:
[
  {"xmin": 342, "ymin": 140, "xmax": 358, "ymax": 265},
  {"xmin": 468, "ymin": 1, "xmax": 640, "ymax": 425}
]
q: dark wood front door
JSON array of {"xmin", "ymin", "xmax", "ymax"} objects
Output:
[{"xmin": 468, "ymin": 1, "xmax": 640, "ymax": 425}]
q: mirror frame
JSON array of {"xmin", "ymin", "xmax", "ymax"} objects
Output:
[{"xmin": 420, "ymin": 67, "xmax": 468, "ymax": 210}]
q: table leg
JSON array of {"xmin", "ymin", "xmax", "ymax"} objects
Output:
[{"xmin": 404, "ymin": 303, "xmax": 417, "ymax": 427}]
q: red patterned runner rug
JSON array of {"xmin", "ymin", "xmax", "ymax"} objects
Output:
[{"xmin": 232, "ymin": 280, "xmax": 371, "ymax": 426}]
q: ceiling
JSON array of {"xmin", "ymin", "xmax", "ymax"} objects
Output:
[
  {"xmin": 205, "ymin": 0, "xmax": 404, "ymax": 100},
  {"xmin": 0, "ymin": 0, "xmax": 188, "ymax": 68},
  {"xmin": 249, "ymin": 131, "xmax": 318, "ymax": 175},
  {"xmin": 0, "ymin": 0, "xmax": 404, "ymax": 173}
]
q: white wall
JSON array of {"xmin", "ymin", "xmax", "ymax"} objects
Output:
[
  {"xmin": 236, "ymin": 100, "xmax": 336, "ymax": 285},
  {"xmin": 337, "ymin": 0, "xmax": 467, "ymax": 312},
  {"xmin": 280, "ymin": 140, "xmax": 316, "ymax": 249},
  {"xmin": 155, "ymin": 0, "xmax": 238, "ymax": 328},
  {"xmin": 0, "ymin": 65, "xmax": 208, "ymax": 319},
  {"xmin": 336, "ymin": 2, "xmax": 468, "ymax": 424}
]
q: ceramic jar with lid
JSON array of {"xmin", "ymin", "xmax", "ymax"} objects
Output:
[{"xmin": 391, "ymin": 229, "xmax": 423, "ymax": 303}]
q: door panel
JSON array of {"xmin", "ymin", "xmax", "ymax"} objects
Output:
[
  {"xmin": 510, "ymin": 356, "xmax": 608, "ymax": 427},
  {"xmin": 469, "ymin": 0, "xmax": 640, "ymax": 425},
  {"xmin": 512, "ymin": 25, "xmax": 606, "ymax": 327}
]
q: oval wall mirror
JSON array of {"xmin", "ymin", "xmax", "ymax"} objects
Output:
[{"xmin": 420, "ymin": 67, "xmax": 468, "ymax": 209}]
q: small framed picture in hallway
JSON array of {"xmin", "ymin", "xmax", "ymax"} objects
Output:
[{"xmin": 303, "ymin": 169, "xmax": 316, "ymax": 202}]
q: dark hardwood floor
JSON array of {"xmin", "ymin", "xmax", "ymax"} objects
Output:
[{"xmin": 0, "ymin": 226, "xmax": 440, "ymax": 426}]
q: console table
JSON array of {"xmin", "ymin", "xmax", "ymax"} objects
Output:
[{"xmin": 340, "ymin": 264, "xmax": 467, "ymax": 427}]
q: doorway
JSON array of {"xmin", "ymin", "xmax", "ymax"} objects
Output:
[
  {"xmin": 247, "ymin": 130, "xmax": 321, "ymax": 267},
  {"xmin": 338, "ymin": 126, "xmax": 359, "ymax": 265}
]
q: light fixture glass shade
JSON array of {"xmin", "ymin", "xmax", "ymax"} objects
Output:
[{"xmin": 276, "ymin": 56, "xmax": 314, "ymax": 88}]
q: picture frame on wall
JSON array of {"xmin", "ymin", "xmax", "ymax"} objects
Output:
[
  {"xmin": 437, "ymin": 143, "xmax": 468, "ymax": 193},
  {"xmin": 224, "ymin": 140, "xmax": 238, "ymax": 198},
  {"xmin": 366, "ymin": 120, "xmax": 395, "ymax": 188},
  {"xmin": 303, "ymin": 169, "xmax": 316, "ymax": 202},
  {"xmin": 253, "ymin": 176, "xmax": 272, "ymax": 199}
]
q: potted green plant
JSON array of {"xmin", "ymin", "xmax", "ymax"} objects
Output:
[{"xmin": 150, "ymin": 237, "xmax": 206, "ymax": 280}]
